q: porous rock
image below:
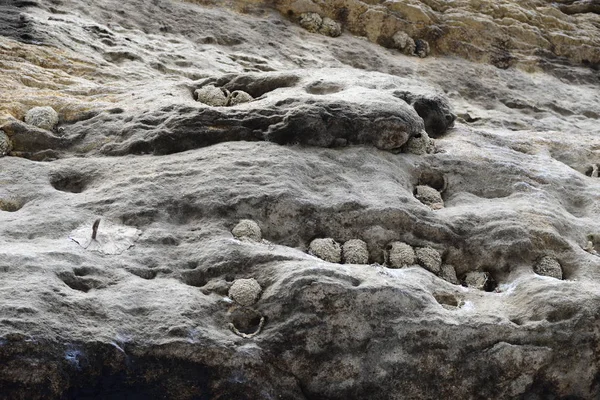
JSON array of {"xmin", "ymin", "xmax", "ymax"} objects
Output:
[
  {"xmin": 392, "ymin": 31, "xmax": 416, "ymax": 55},
  {"xmin": 232, "ymin": 219, "xmax": 262, "ymax": 241},
  {"xmin": 309, "ymin": 238, "xmax": 342, "ymax": 263},
  {"xmin": 397, "ymin": 92, "xmax": 457, "ymax": 137},
  {"xmin": 342, "ymin": 239, "xmax": 369, "ymax": 264},
  {"xmin": 0, "ymin": 130, "xmax": 11, "ymax": 156},
  {"xmin": 415, "ymin": 185, "xmax": 443, "ymax": 207},
  {"xmin": 228, "ymin": 90, "xmax": 253, "ymax": 106},
  {"xmin": 195, "ymin": 85, "xmax": 230, "ymax": 106},
  {"xmin": 415, "ymin": 246, "xmax": 442, "ymax": 274},
  {"xmin": 228, "ymin": 278, "xmax": 262, "ymax": 306},
  {"xmin": 24, "ymin": 106, "xmax": 59, "ymax": 131},
  {"xmin": 464, "ymin": 271, "xmax": 489, "ymax": 290},
  {"xmin": 534, "ymin": 256, "xmax": 563, "ymax": 279},
  {"xmin": 388, "ymin": 242, "xmax": 415, "ymax": 268},
  {"xmin": 404, "ymin": 131, "xmax": 434, "ymax": 155}
]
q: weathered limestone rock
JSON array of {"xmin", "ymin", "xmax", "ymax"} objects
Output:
[
  {"xmin": 404, "ymin": 131, "xmax": 434, "ymax": 155},
  {"xmin": 232, "ymin": 219, "xmax": 262, "ymax": 241},
  {"xmin": 309, "ymin": 238, "xmax": 342, "ymax": 263},
  {"xmin": 342, "ymin": 239, "xmax": 369, "ymax": 264},
  {"xmin": 388, "ymin": 242, "xmax": 416, "ymax": 268},
  {"xmin": 299, "ymin": 12, "xmax": 322, "ymax": 33},
  {"xmin": 24, "ymin": 106, "xmax": 58, "ymax": 131},
  {"xmin": 415, "ymin": 246, "xmax": 442, "ymax": 274},
  {"xmin": 228, "ymin": 278, "xmax": 262, "ymax": 306},
  {"xmin": 319, "ymin": 17, "xmax": 341, "ymax": 37},
  {"xmin": 534, "ymin": 256, "xmax": 563, "ymax": 279}
]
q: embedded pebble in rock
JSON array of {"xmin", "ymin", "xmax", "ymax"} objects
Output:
[
  {"xmin": 228, "ymin": 278, "xmax": 262, "ymax": 306},
  {"xmin": 0, "ymin": 130, "xmax": 11, "ymax": 156},
  {"xmin": 388, "ymin": 242, "xmax": 416, "ymax": 268},
  {"xmin": 195, "ymin": 85, "xmax": 230, "ymax": 106},
  {"xmin": 415, "ymin": 246, "xmax": 442, "ymax": 274},
  {"xmin": 392, "ymin": 31, "xmax": 416, "ymax": 55},
  {"xmin": 415, "ymin": 39, "xmax": 430, "ymax": 58},
  {"xmin": 309, "ymin": 238, "xmax": 342, "ymax": 263},
  {"xmin": 404, "ymin": 131, "xmax": 434, "ymax": 155},
  {"xmin": 231, "ymin": 219, "xmax": 262, "ymax": 241},
  {"xmin": 299, "ymin": 12, "xmax": 322, "ymax": 33},
  {"xmin": 440, "ymin": 264, "xmax": 460, "ymax": 285},
  {"xmin": 24, "ymin": 106, "xmax": 59, "ymax": 131},
  {"xmin": 415, "ymin": 185, "xmax": 443, "ymax": 208},
  {"xmin": 319, "ymin": 17, "xmax": 341, "ymax": 37},
  {"xmin": 534, "ymin": 256, "xmax": 563, "ymax": 279},
  {"xmin": 342, "ymin": 239, "xmax": 369, "ymax": 264},
  {"xmin": 228, "ymin": 90, "xmax": 253, "ymax": 106},
  {"xmin": 464, "ymin": 272, "xmax": 490, "ymax": 290}
]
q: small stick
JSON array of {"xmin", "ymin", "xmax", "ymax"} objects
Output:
[{"xmin": 91, "ymin": 218, "xmax": 101, "ymax": 240}]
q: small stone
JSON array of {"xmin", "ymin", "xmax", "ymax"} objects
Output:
[
  {"xmin": 299, "ymin": 12, "xmax": 323, "ymax": 33},
  {"xmin": 342, "ymin": 239, "xmax": 369, "ymax": 264},
  {"xmin": 405, "ymin": 131, "xmax": 434, "ymax": 155},
  {"xmin": 195, "ymin": 85, "xmax": 230, "ymax": 106},
  {"xmin": 24, "ymin": 106, "xmax": 59, "ymax": 131},
  {"xmin": 392, "ymin": 31, "xmax": 416, "ymax": 55},
  {"xmin": 440, "ymin": 264, "xmax": 460, "ymax": 285},
  {"xmin": 534, "ymin": 256, "xmax": 563, "ymax": 279},
  {"xmin": 388, "ymin": 242, "xmax": 415, "ymax": 268},
  {"xmin": 415, "ymin": 185, "xmax": 443, "ymax": 207},
  {"xmin": 415, "ymin": 39, "xmax": 430, "ymax": 58},
  {"xmin": 319, "ymin": 17, "xmax": 341, "ymax": 37},
  {"xmin": 229, "ymin": 90, "xmax": 254, "ymax": 106},
  {"xmin": 232, "ymin": 219, "xmax": 262, "ymax": 241},
  {"xmin": 228, "ymin": 278, "xmax": 262, "ymax": 306},
  {"xmin": 0, "ymin": 130, "xmax": 11, "ymax": 157},
  {"xmin": 464, "ymin": 271, "xmax": 489, "ymax": 290},
  {"xmin": 415, "ymin": 246, "xmax": 442, "ymax": 274},
  {"xmin": 309, "ymin": 238, "xmax": 341, "ymax": 263}
]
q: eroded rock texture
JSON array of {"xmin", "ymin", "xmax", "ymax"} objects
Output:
[{"xmin": 1, "ymin": 0, "xmax": 600, "ymax": 399}]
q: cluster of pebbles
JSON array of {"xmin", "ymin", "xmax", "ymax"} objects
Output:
[{"xmin": 230, "ymin": 219, "xmax": 565, "ymax": 294}]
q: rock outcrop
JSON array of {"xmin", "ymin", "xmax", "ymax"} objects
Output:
[{"xmin": 1, "ymin": 0, "xmax": 600, "ymax": 399}]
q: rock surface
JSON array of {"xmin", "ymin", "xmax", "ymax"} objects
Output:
[{"xmin": 1, "ymin": 0, "xmax": 600, "ymax": 399}]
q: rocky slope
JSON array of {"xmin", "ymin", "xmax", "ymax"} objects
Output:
[{"xmin": 1, "ymin": 0, "xmax": 600, "ymax": 399}]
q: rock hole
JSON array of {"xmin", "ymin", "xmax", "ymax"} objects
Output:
[
  {"xmin": 0, "ymin": 198, "xmax": 25, "ymax": 212},
  {"xmin": 229, "ymin": 307, "xmax": 263, "ymax": 335},
  {"xmin": 73, "ymin": 267, "xmax": 92, "ymax": 277},
  {"xmin": 546, "ymin": 305, "xmax": 577, "ymax": 323},
  {"xmin": 483, "ymin": 274, "xmax": 498, "ymax": 292},
  {"xmin": 56, "ymin": 272, "xmax": 95, "ymax": 293},
  {"xmin": 585, "ymin": 164, "xmax": 600, "ymax": 177},
  {"xmin": 433, "ymin": 291, "xmax": 461, "ymax": 308},
  {"xmin": 417, "ymin": 170, "xmax": 447, "ymax": 192},
  {"xmin": 127, "ymin": 268, "xmax": 158, "ymax": 280},
  {"xmin": 180, "ymin": 269, "xmax": 208, "ymax": 287},
  {"xmin": 510, "ymin": 318, "xmax": 524, "ymax": 326},
  {"xmin": 49, "ymin": 170, "xmax": 90, "ymax": 193}
]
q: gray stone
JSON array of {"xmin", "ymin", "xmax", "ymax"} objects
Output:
[
  {"xmin": 415, "ymin": 185, "xmax": 443, "ymax": 207},
  {"xmin": 464, "ymin": 271, "xmax": 489, "ymax": 290},
  {"xmin": 319, "ymin": 17, "xmax": 341, "ymax": 37},
  {"xmin": 24, "ymin": 106, "xmax": 59, "ymax": 131},
  {"xmin": 228, "ymin": 278, "xmax": 262, "ymax": 306},
  {"xmin": 392, "ymin": 31, "xmax": 416, "ymax": 55},
  {"xmin": 404, "ymin": 131, "xmax": 434, "ymax": 155},
  {"xmin": 195, "ymin": 85, "xmax": 230, "ymax": 106},
  {"xmin": 342, "ymin": 239, "xmax": 369, "ymax": 264},
  {"xmin": 415, "ymin": 246, "xmax": 442, "ymax": 274},
  {"xmin": 388, "ymin": 242, "xmax": 415, "ymax": 268},
  {"xmin": 299, "ymin": 12, "xmax": 322, "ymax": 33},
  {"xmin": 228, "ymin": 90, "xmax": 254, "ymax": 106},
  {"xmin": 440, "ymin": 264, "xmax": 460, "ymax": 285},
  {"xmin": 534, "ymin": 256, "xmax": 563, "ymax": 279},
  {"xmin": 309, "ymin": 238, "xmax": 342, "ymax": 263},
  {"xmin": 232, "ymin": 219, "xmax": 262, "ymax": 241}
]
